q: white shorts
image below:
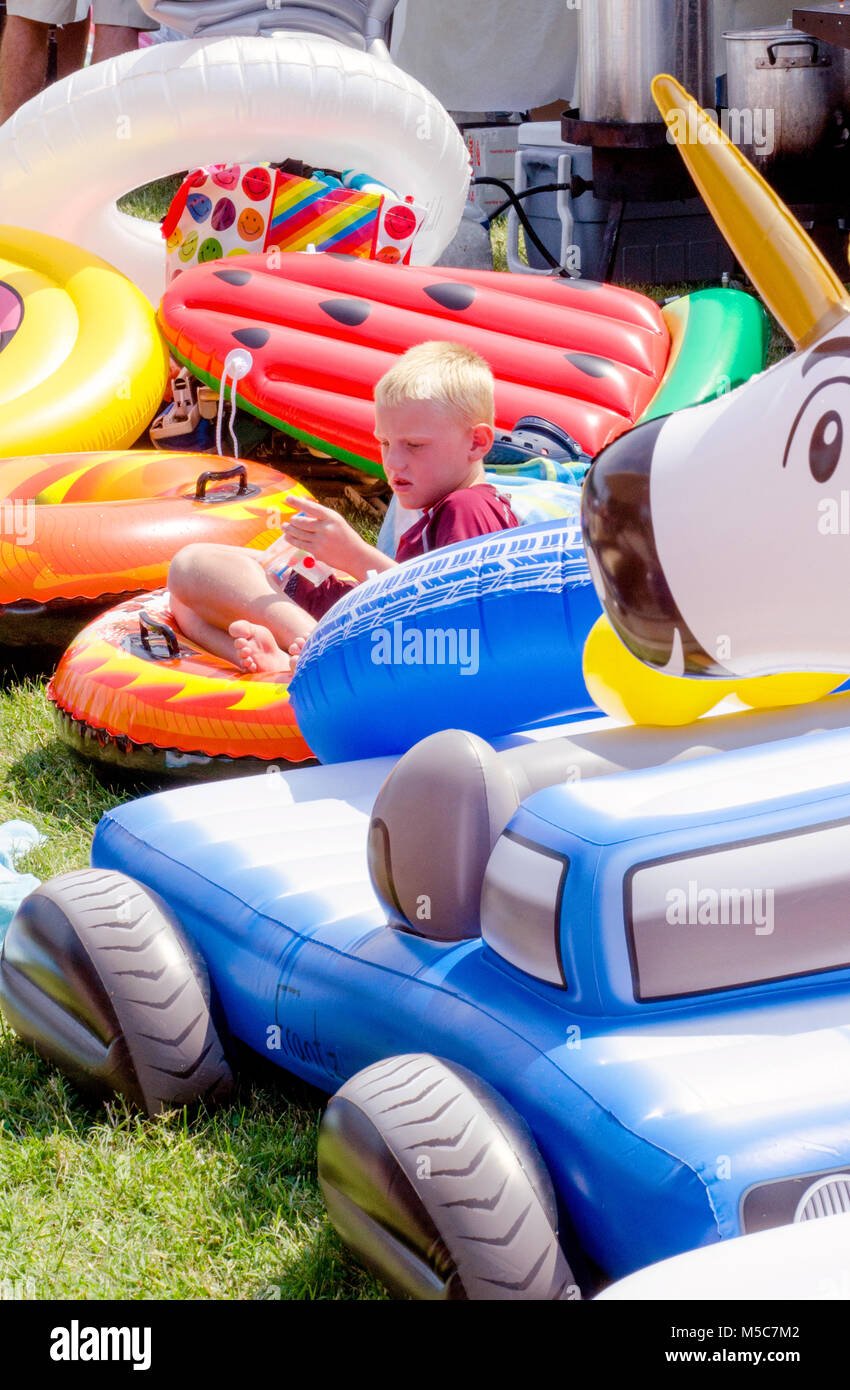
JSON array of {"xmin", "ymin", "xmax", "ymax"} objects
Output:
[{"xmin": 5, "ymin": 0, "xmax": 158, "ymax": 28}]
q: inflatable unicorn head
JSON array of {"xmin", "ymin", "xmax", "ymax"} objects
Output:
[{"xmin": 582, "ymin": 75, "xmax": 850, "ymax": 682}]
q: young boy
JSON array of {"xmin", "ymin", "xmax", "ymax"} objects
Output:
[{"xmin": 167, "ymin": 341, "xmax": 519, "ymax": 675}]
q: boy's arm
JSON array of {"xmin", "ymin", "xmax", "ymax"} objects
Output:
[
  {"xmin": 283, "ymin": 494, "xmax": 397, "ymax": 581},
  {"xmin": 358, "ymin": 547, "xmax": 398, "ymax": 579}
]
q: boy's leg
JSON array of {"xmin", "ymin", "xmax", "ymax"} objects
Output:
[{"xmin": 168, "ymin": 543, "xmax": 316, "ymax": 672}]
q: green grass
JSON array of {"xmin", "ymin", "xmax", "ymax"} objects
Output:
[
  {"xmin": 0, "ymin": 1029, "xmax": 386, "ymax": 1299},
  {"xmin": 0, "ymin": 675, "xmax": 387, "ymax": 1300},
  {"xmin": 0, "ymin": 678, "xmax": 131, "ymax": 880},
  {"xmin": 117, "ymin": 175, "xmax": 184, "ymax": 221}
]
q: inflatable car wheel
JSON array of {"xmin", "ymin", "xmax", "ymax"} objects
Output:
[
  {"xmin": 0, "ymin": 869, "xmax": 232, "ymax": 1116},
  {"xmin": 318, "ymin": 1053, "xmax": 577, "ymax": 1300}
]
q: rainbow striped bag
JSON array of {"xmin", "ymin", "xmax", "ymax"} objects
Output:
[{"xmin": 163, "ymin": 163, "xmax": 425, "ymax": 284}]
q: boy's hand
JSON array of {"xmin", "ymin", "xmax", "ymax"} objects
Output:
[{"xmin": 282, "ymin": 494, "xmax": 393, "ymax": 580}]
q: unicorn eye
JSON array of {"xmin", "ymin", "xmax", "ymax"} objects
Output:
[
  {"xmin": 783, "ymin": 376, "xmax": 850, "ymax": 482},
  {"xmin": 810, "ymin": 411, "xmax": 842, "ymax": 482}
]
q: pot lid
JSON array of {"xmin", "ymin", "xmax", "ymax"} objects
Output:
[{"xmin": 723, "ymin": 25, "xmax": 820, "ymax": 43}]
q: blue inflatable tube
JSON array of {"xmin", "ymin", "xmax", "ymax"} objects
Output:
[{"xmin": 289, "ymin": 517, "xmax": 601, "ymax": 763}]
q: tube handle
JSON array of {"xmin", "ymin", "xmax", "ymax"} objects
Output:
[
  {"xmin": 138, "ymin": 610, "xmax": 180, "ymax": 659},
  {"xmin": 194, "ymin": 464, "xmax": 248, "ymax": 500}
]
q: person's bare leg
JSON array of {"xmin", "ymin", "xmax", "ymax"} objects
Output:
[
  {"xmin": 0, "ymin": 16, "xmax": 49, "ymax": 123},
  {"xmin": 168, "ymin": 598, "xmax": 251, "ymax": 668},
  {"xmin": 54, "ymin": 17, "xmax": 90, "ymax": 78},
  {"xmin": 90, "ymin": 22, "xmax": 139, "ymax": 62},
  {"xmin": 168, "ymin": 544, "xmax": 316, "ymax": 672}
]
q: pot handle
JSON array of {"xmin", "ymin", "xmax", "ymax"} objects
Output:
[{"xmin": 764, "ymin": 37, "xmax": 825, "ymax": 69}]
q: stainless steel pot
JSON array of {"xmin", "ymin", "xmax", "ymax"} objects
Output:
[
  {"xmin": 580, "ymin": 0, "xmax": 715, "ymax": 123},
  {"xmin": 724, "ymin": 23, "xmax": 849, "ymax": 163}
]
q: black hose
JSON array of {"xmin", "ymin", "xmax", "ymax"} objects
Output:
[
  {"xmin": 472, "ymin": 176, "xmax": 575, "ymax": 273},
  {"xmin": 489, "ymin": 181, "xmax": 576, "ymax": 220}
]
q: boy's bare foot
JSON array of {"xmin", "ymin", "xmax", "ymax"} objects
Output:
[
  {"xmin": 288, "ymin": 636, "xmax": 308, "ymax": 666},
  {"xmin": 229, "ymin": 620, "xmax": 295, "ymax": 675}
]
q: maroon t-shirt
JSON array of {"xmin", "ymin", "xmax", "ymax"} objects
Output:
[
  {"xmin": 292, "ymin": 484, "xmax": 519, "ymax": 620},
  {"xmin": 395, "ymin": 484, "xmax": 519, "ymax": 561}
]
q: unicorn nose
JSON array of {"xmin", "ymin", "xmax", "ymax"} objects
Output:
[{"xmin": 581, "ymin": 416, "xmax": 725, "ymax": 676}]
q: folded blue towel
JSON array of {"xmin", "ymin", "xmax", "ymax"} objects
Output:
[{"xmin": 0, "ymin": 820, "xmax": 45, "ymax": 943}]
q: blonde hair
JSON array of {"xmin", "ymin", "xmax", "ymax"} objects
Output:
[{"xmin": 374, "ymin": 341, "xmax": 495, "ymax": 427}]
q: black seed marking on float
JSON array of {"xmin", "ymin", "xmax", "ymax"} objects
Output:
[
  {"xmin": 232, "ymin": 327, "xmax": 270, "ymax": 349},
  {"xmin": 213, "ymin": 270, "xmax": 252, "ymax": 286},
  {"xmin": 319, "ymin": 299, "xmax": 372, "ymax": 326},
  {"xmin": 565, "ymin": 352, "xmax": 619, "ymax": 379},
  {"xmin": 424, "ymin": 282, "xmax": 476, "ymax": 311}
]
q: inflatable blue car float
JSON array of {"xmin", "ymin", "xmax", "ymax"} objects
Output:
[{"xmin": 4, "ymin": 698, "xmax": 850, "ymax": 1299}]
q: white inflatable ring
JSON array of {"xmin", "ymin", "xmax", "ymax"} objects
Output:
[{"xmin": 0, "ymin": 34, "xmax": 469, "ymax": 304}]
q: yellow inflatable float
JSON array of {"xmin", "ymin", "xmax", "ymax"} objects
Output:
[{"xmin": 0, "ymin": 226, "xmax": 168, "ymax": 455}]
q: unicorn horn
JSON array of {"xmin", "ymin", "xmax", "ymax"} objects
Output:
[{"xmin": 653, "ymin": 74, "xmax": 850, "ymax": 350}]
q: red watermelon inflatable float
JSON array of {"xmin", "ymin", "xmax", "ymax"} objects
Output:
[{"xmin": 158, "ymin": 254, "xmax": 768, "ymax": 477}]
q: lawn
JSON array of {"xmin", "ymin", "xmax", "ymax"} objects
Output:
[
  {"xmin": 0, "ymin": 185, "xmax": 792, "ymax": 1301},
  {"xmin": 0, "ymin": 681, "xmax": 386, "ymax": 1301}
]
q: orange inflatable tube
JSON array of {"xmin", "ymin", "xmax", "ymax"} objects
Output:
[
  {"xmin": 49, "ymin": 590, "xmax": 311, "ymax": 777},
  {"xmin": 0, "ymin": 449, "xmax": 313, "ymax": 646}
]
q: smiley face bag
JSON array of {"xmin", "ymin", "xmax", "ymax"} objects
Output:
[{"xmin": 163, "ymin": 163, "xmax": 425, "ymax": 284}]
